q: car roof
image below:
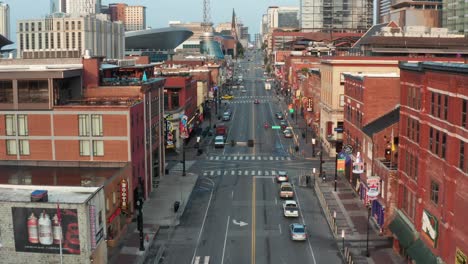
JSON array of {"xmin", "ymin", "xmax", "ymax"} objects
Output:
[
  {"xmin": 215, "ymin": 136, "xmax": 224, "ymax": 140},
  {"xmin": 291, "ymin": 223, "xmax": 305, "ymax": 228},
  {"xmin": 278, "ymin": 171, "xmax": 287, "ymax": 175},
  {"xmin": 280, "ymin": 182, "xmax": 292, "ymax": 187},
  {"xmin": 285, "ymin": 200, "xmax": 297, "ymax": 205}
]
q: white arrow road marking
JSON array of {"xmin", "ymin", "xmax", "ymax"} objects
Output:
[{"xmin": 232, "ymin": 219, "xmax": 248, "ymax": 227}]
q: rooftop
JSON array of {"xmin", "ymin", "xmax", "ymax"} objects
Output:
[
  {"xmin": 0, "ymin": 184, "xmax": 101, "ymax": 204},
  {"xmin": 343, "ymin": 72, "xmax": 399, "ymax": 81}
]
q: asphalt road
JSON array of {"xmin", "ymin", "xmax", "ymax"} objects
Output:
[{"xmin": 145, "ymin": 51, "xmax": 342, "ymax": 264}]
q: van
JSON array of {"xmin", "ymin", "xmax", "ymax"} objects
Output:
[{"xmin": 279, "ymin": 182, "xmax": 294, "ymax": 198}]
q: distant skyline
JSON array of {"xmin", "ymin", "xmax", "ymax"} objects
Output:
[{"xmin": 2, "ymin": 0, "xmax": 299, "ymax": 42}]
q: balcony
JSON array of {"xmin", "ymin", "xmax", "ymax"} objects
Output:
[{"xmin": 376, "ymin": 158, "xmax": 398, "ymax": 171}]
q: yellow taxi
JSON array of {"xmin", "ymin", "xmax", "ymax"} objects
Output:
[{"xmin": 221, "ymin": 95, "xmax": 234, "ymax": 100}]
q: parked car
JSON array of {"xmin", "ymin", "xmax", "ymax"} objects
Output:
[
  {"xmin": 275, "ymin": 112, "xmax": 284, "ymax": 119},
  {"xmin": 276, "ymin": 171, "xmax": 288, "ymax": 183},
  {"xmin": 214, "ymin": 136, "xmax": 225, "ymax": 148},
  {"xmin": 280, "ymin": 120, "xmax": 288, "ymax": 130},
  {"xmin": 279, "ymin": 182, "xmax": 294, "ymax": 198},
  {"xmin": 284, "ymin": 129, "xmax": 293, "ymax": 138},
  {"xmin": 289, "ymin": 223, "xmax": 307, "ymax": 241},
  {"xmin": 283, "ymin": 200, "xmax": 299, "ymax": 217}
]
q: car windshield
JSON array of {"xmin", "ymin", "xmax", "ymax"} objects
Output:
[
  {"xmin": 294, "ymin": 227, "xmax": 305, "ymax": 233},
  {"xmin": 282, "ymin": 187, "xmax": 293, "ymax": 192}
]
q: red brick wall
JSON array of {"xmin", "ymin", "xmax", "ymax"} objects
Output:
[
  {"xmin": 103, "ymin": 115, "xmax": 128, "ymax": 137},
  {"xmin": 82, "ymin": 57, "xmax": 101, "ymax": 89},
  {"xmin": 93, "ymin": 140, "xmax": 128, "ymax": 162},
  {"xmin": 29, "ymin": 115, "xmax": 51, "ymax": 136},
  {"xmin": 363, "ymin": 77, "xmax": 400, "ymax": 124},
  {"xmin": 55, "ymin": 140, "xmax": 90, "ymax": 161},
  {"xmin": 21, "ymin": 140, "xmax": 53, "ymax": 160},
  {"xmin": 54, "ymin": 114, "xmax": 78, "ymax": 136}
]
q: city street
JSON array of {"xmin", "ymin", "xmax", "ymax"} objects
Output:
[{"xmin": 145, "ymin": 52, "xmax": 342, "ymax": 264}]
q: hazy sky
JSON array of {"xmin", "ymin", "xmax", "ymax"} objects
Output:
[{"xmin": 4, "ymin": 0, "xmax": 299, "ymax": 40}]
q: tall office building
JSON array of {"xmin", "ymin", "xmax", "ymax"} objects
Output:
[
  {"xmin": 300, "ymin": 0, "xmax": 373, "ymax": 32},
  {"xmin": 0, "ymin": 2, "xmax": 9, "ymax": 39},
  {"xmin": 109, "ymin": 3, "xmax": 127, "ymax": 22},
  {"xmin": 266, "ymin": 6, "xmax": 299, "ymax": 31},
  {"xmin": 17, "ymin": 14, "xmax": 124, "ymax": 59},
  {"xmin": 443, "ymin": 0, "xmax": 467, "ymax": 35},
  {"xmin": 65, "ymin": 0, "xmax": 101, "ymax": 15},
  {"xmin": 50, "ymin": 0, "xmax": 66, "ymax": 13},
  {"xmin": 124, "ymin": 5, "xmax": 146, "ymax": 31}
]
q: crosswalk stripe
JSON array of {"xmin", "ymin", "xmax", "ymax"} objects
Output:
[
  {"xmin": 270, "ymin": 156, "xmax": 273, "ymax": 160},
  {"xmin": 210, "ymin": 171, "xmax": 214, "ymax": 176},
  {"xmin": 224, "ymin": 171, "xmax": 228, "ymax": 175},
  {"xmin": 234, "ymin": 156, "xmax": 238, "ymax": 160},
  {"xmin": 265, "ymin": 171, "xmax": 269, "ymax": 176},
  {"xmin": 244, "ymin": 170, "xmax": 249, "ymax": 175},
  {"xmin": 251, "ymin": 170, "xmax": 255, "ymax": 175},
  {"xmin": 215, "ymin": 156, "xmax": 219, "ymax": 161},
  {"xmin": 217, "ymin": 171, "xmax": 221, "ymax": 175},
  {"xmin": 275, "ymin": 157, "xmax": 279, "ymax": 160},
  {"xmin": 286, "ymin": 157, "xmax": 291, "ymax": 160},
  {"xmin": 239, "ymin": 170, "xmax": 243, "ymax": 175},
  {"xmin": 226, "ymin": 157, "xmax": 231, "ymax": 160},
  {"xmin": 203, "ymin": 172, "xmax": 207, "ymax": 176},
  {"xmin": 209, "ymin": 156, "xmax": 214, "ymax": 160},
  {"xmin": 272, "ymin": 170, "xmax": 276, "ymax": 175},
  {"xmin": 258, "ymin": 170, "xmax": 262, "ymax": 175},
  {"xmin": 239, "ymin": 156, "xmax": 243, "ymax": 160},
  {"xmin": 231, "ymin": 170, "xmax": 235, "ymax": 175}
]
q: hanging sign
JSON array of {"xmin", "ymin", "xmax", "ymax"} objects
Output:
[
  {"xmin": 352, "ymin": 152, "xmax": 365, "ymax": 174},
  {"xmin": 422, "ymin": 210, "xmax": 439, "ymax": 247},
  {"xmin": 366, "ymin": 176, "xmax": 380, "ymax": 200},
  {"xmin": 120, "ymin": 179, "xmax": 129, "ymax": 211}
]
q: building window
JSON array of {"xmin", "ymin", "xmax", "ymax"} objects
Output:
[
  {"xmin": 435, "ymin": 130, "xmax": 440, "ymax": 155},
  {"xmin": 402, "ymin": 186, "xmax": 416, "ymax": 220},
  {"xmin": 17, "ymin": 115, "xmax": 28, "ymax": 136},
  {"xmin": 441, "ymin": 133, "xmax": 447, "ymax": 159},
  {"xmin": 91, "ymin": 115, "xmax": 103, "ymax": 136},
  {"xmin": 463, "ymin": 99, "xmax": 467, "ymax": 128},
  {"xmin": 78, "ymin": 115, "xmax": 89, "ymax": 136},
  {"xmin": 93, "ymin": 140, "xmax": 104, "ymax": 156},
  {"xmin": 339, "ymin": 94, "xmax": 345, "ymax": 107},
  {"xmin": 430, "ymin": 92, "xmax": 435, "ymax": 116},
  {"xmin": 443, "ymin": 95, "xmax": 449, "ymax": 120},
  {"xmin": 19, "ymin": 140, "xmax": 30, "ymax": 155},
  {"xmin": 429, "ymin": 127, "xmax": 433, "ymax": 152},
  {"xmin": 460, "ymin": 140, "xmax": 466, "ymax": 172},
  {"xmin": 430, "ymin": 180, "xmax": 439, "ymax": 205},
  {"xmin": 6, "ymin": 139, "xmax": 17, "ymax": 155},
  {"xmin": 79, "ymin": 140, "xmax": 90, "ymax": 156},
  {"xmin": 5, "ymin": 115, "xmax": 16, "ymax": 136}
]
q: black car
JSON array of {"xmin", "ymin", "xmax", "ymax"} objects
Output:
[{"xmin": 280, "ymin": 120, "xmax": 288, "ymax": 130}]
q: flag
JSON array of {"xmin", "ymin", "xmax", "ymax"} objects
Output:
[
  {"xmin": 391, "ymin": 127, "xmax": 395, "ymax": 152},
  {"xmin": 57, "ymin": 201, "xmax": 62, "ymax": 223}
]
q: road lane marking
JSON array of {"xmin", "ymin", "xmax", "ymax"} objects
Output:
[
  {"xmin": 231, "ymin": 190, "xmax": 234, "ymax": 199},
  {"xmin": 221, "ymin": 215, "xmax": 230, "ymax": 264},
  {"xmin": 251, "ymin": 177, "xmax": 256, "ymax": 264},
  {"xmin": 231, "ymin": 171, "xmax": 235, "ymax": 175},
  {"xmin": 278, "ymin": 224, "xmax": 282, "ymax": 234},
  {"xmin": 210, "ymin": 171, "xmax": 215, "ymax": 176},
  {"xmin": 292, "ymin": 184, "xmax": 317, "ymax": 264},
  {"xmin": 191, "ymin": 178, "xmax": 215, "ymax": 264},
  {"xmin": 275, "ymin": 197, "xmax": 277, "ymax": 205}
]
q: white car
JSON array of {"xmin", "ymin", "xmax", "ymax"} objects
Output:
[
  {"xmin": 214, "ymin": 136, "xmax": 225, "ymax": 148},
  {"xmin": 276, "ymin": 171, "xmax": 288, "ymax": 183},
  {"xmin": 283, "ymin": 200, "xmax": 299, "ymax": 217}
]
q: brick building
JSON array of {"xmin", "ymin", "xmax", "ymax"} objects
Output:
[
  {"xmin": 389, "ymin": 62, "xmax": 468, "ymax": 264},
  {"xmin": 0, "ymin": 57, "xmax": 165, "ymax": 251},
  {"xmin": 342, "ymin": 73, "xmax": 400, "ymax": 234}
]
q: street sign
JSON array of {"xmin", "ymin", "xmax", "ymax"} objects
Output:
[
  {"xmin": 343, "ymin": 144, "xmax": 353, "ymax": 155},
  {"xmin": 334, "ymin": 127, "xmax": 344, "ymax": 133},
  {"xmin": 272, "ymin": 126, "xmax": 281, "ymax": 129}
]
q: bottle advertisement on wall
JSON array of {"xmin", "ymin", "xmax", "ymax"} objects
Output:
[{"xmin": 11, "ymin": 207, "xmax": 81, "ymax": 254}]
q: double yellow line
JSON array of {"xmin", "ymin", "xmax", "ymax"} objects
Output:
[{"xmin": 251, "ymin": 177, "xmax": 256, "ymax": 264}]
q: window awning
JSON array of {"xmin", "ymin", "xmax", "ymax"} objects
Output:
[
  {"xmin": 406, "ymin": 239, "xmax": 437, "ymax": 264},
  {"xmin": 388, "ymin": 211, "xmax": 417, "ymax": 249}
]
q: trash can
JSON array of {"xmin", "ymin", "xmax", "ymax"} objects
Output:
[{"xmin": 173, "ymin": 201, "xmax": 180, "ymax": 213}]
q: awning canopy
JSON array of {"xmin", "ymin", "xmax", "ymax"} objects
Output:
[
  {"xmin": 388, "ymin": 211, "xmax": 417, "ymax": 249},
  {"xmin": 406, "ymin": 239, "xmax": 437, "ymax": 264}
]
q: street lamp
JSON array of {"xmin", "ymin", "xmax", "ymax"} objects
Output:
[
  {"xmin": 312, "ymin": 138, "xmax": 316, "ymax": 157},
  {"xmin": 365, "ymin": 204, "xmax": 371, "ymax": 257},
  {"xmin": 341, "ymin": 229, "xmax": 345, "ymax": 253}
]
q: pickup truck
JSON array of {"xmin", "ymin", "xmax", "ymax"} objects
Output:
[{"xmin": 283, "ymin": 200, "xmax": 299, "ymax": 217}]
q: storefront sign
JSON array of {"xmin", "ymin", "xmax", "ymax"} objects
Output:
[
  {"xmin": 120, "ymin": 179, "xmax": 129, "ymax": 211},
  {"xmin": 343, "ymin": 145, "xmax": 353, "ymax": 155},
  {"xmin": 456, "ymin": 248, "xmax": 467, "ymax": 264},
  {"xmin": 337, "ymin": 157, "xmax": 345, "ymax": 172},
  {"xmin": 352, "ymin": 152, "xmax": 365, "ymax": 174},
  {"xmin": 422, "ymin": 210, "xmax": 438, "ymax": 247},
  {"xmin": 180, "ymin": 115, "xmax": 189, "ymax": 139},
  {"xmin": 366, "ymin": 176, "xmax": 380, "ymax": 200},
  {"xmin": 89, "ymin": 205, "xmax": 97, "ymax": 249}
]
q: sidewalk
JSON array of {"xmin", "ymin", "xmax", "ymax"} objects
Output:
[
  {"xmin": 108, "ymin": 169, "xmax": 199, "ymax": 264},
  {"xmin": 277, "ymin": 93, "xmax": 405, "ymax": 264}
]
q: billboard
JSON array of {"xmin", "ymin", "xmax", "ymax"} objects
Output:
[{"xmin": 12, "ymin": 207, "xmax": 81, "ymax": 255}]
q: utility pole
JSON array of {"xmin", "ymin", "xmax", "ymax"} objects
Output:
[{"xmin": 182, "ymin": 139, "xmax": 186, "ymax": 176}]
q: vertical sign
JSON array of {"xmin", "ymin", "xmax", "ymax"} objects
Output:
[
  {"xmin": 120, "ymin": 179, "xmax": 128, "ymax": 211},
  {"xmin": 337, "ymin": 157, "xmax": 345, "ymax": 172},
  {"xmin": 89, "ymin": 205, "xmax": 96, "ymax": 250}
]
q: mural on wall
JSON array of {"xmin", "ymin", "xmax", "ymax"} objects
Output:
[{"xmin": 12, "ymin": 207, "xmax": 81, "ymax": 254}]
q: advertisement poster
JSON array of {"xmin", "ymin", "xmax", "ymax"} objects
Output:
[{"xmin": 12, "ymin": 207, "xmax": 81, "ymax": 255}]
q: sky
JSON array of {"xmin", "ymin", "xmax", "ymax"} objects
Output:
[{"xmin": 4, "ymin": 0, "xmax": 299, "ymax": 40}]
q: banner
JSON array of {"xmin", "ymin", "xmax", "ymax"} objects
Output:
[{"xmin": 12, "ymin": 207, "xmax": 80, "ymax": 254}]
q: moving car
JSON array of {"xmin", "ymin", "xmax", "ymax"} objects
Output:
[
  {"xmin": 289, "ymin": 223, "xmax": 307, "ymax": 241},
  {"xmin": 221, "ymin": 95, "xmax": 234, "ymax": 100},
  {"xmin": 279, "ymin": 182, "xmax": 294, "ymax": 198},
  {"xmin": 214, "ymin": 136, "xmax": 225, "ymax": 148},
  {"xmin": 284, "ymin": 129, "xmax": 293, "ymax": 138},
  {"xmin": 276, "ymin": 171, "xmax": 288, "ymax": 183},
  {"xmin": 222, "ymin": 112, "xmax": 231, "ymax": 121},
  {"xmin": 283, "ymin": 200, "xmax": 299, "ymax": 217},
  {"xmin": 275, "ymin": 112, "xmax": 284, "ymax": 119}
]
